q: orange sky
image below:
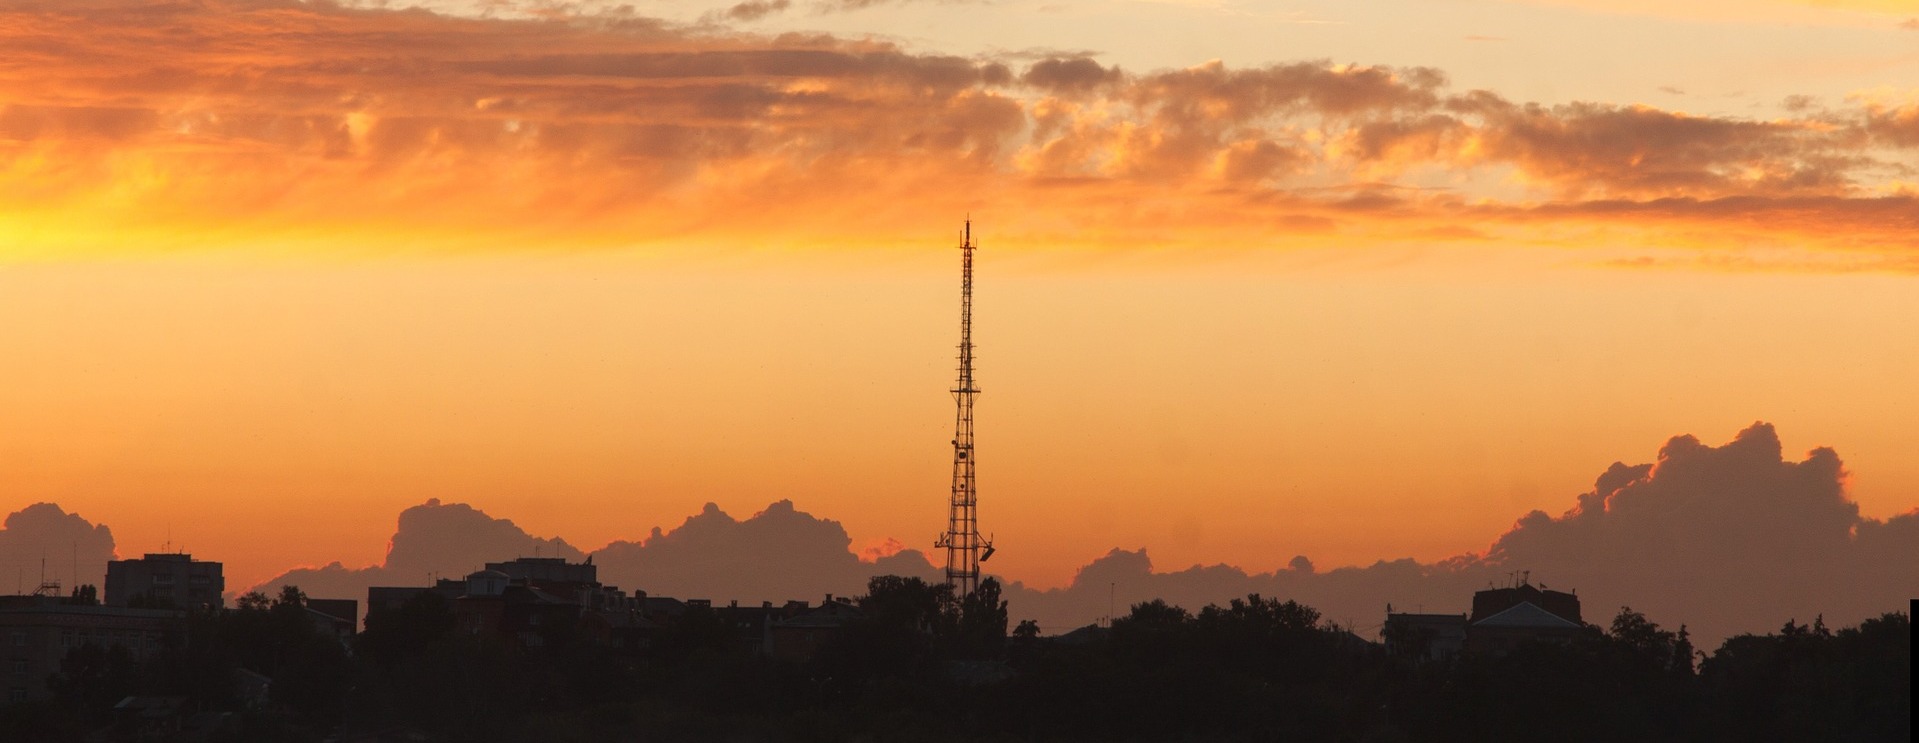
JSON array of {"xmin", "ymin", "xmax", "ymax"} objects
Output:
[{"xmin": 2, "ymin": 0, "xmax": 1918, "ymax": 591}]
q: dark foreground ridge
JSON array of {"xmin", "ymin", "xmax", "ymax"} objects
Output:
[{"xmin": 0, "ymin": 571, "xmax": 1907, "ymax": 743}]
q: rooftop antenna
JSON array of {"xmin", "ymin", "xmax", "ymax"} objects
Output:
[{"xmin": 934, "ymin": 218, "xmax": 990, "ymax": 600}]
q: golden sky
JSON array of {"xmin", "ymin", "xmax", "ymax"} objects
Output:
[{"xmin": 1, "ymin": 0, "xmax": 1917, "ymax": 591}]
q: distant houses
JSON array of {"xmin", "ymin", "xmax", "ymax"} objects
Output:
[
  {"xmin": 0, "ymin": 549, "xmax": 878, "ymax": 709},
  {"xmin": 365, "ymin": 557, "xmax": 864, "ymax": 661}
]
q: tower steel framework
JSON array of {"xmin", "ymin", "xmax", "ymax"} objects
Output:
[{"xmin": 936, "ymin": 220, "xmax": 991, "ymax": 598}]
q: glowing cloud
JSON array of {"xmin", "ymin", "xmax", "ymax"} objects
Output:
[{"xmin": 0, "ymin": 1, "xmax": 1913, "ymax": 260}]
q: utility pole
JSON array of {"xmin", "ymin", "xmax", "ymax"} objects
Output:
[{"xmin": 936, "ymin": 219, "xmax": 991, "ymax": 599}]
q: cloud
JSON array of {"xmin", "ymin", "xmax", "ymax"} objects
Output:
[
  {"xmin": 1473, "ymin": 423, "xmax": 1869, "ymax": 633},
  {"xmin": 253, "ymin": 498, "xmax": 940, "ymax": 605},
  {"xmin": 1, "ymin": 1, "xmax": 1913, "ymax": 261},
  {"xmin": 591, "ymin": 500, "xmax": 940, "ymax": 601},
  {"xmin": 998, "ymin": 422, "xmax": 1918, "ymax": 647},
  {"xmin": 816, "ymin": 0, "xmax": 986, "ymax": 13},
  {"xmin": 253, "ymin": 498, "xmax": 583, "ymax": 601},
  {"xmin": 1021, "ymin": 57, "xmax": 1122, "ymax": 95},
  {"xmin": 718, "ymin": 0, "xmax": 792, "ymax": 21},
  {"xmin": 231, "ymin": 422, "xmax": 1915, "ymax": 647},
  {"xmin": 0, "ymin": 503, "xmax": 117, "ymax": 592}
]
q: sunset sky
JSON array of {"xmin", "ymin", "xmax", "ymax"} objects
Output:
[{"xmin": 2, "ymin": 0, "xmax": 1917, "ymax": 595}]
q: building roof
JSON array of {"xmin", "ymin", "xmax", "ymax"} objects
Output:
[
  {"xmin": 1387, "ymin": 613, "xmax": 1468, "ymax": 625},
  {"xmin": 1471, "ymin": 601, "xmax": 1583, "ymax": 629},
  {"xmin": 775, "ymin": 601, "xmax": 864, "ymax": 629}
]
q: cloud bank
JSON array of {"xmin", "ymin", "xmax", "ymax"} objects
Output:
[
  {"xmin": 248, "ymin": 497, "xmax": 937, "ymax": 606},
  {"xmin": 1, "ymin": 0, "xmax": 1914, "ymax": 259},
  {"xmin": 256, "ymin": 499, "xmax": 585, "ymax": 601},
  {"xmin": 221, "ymin": 422, "xmax": 1919, "ymax": 646},
  {"xmin": 1000, "ymin": 422, "xmax": 1918, "ymax": 646}
]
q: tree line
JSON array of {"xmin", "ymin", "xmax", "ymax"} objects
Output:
[{"xmin": 0, "ymin": 579, "xmax": 1907, "ymax": 742}]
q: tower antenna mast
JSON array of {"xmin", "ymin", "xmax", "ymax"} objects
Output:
[{"xmin": 936, "ymin": 219, "xmax": 991, "ymax": 598}]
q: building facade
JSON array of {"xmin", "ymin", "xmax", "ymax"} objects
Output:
[
  {"xmin": 0, "ymin": 595, "xmax": 183, "ymax": 704},
  {"xmin": 105, "ymin": 553, "xmax": 225, "ymax": 610}
]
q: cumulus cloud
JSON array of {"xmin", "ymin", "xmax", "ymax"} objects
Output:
[
  {"xmin": 232, "ymin": 422, "xmax": 1914, "ymax": 646},
  {"xmin": 0, "ymin": 503, "xmax": 116, "ymax": 592},
  {"xmin": 1472, "ymin": 422, "xmax": 1884, "ymax": 641},
  {"xmin": 591, "ymin": 499, "xmax": 940, "ymax": 601},
  {"xmin": 253, "ymin": 499, "xmax": 583, "ymax": 601},
  {"xmin": 252, "ymin": 498, "xmax": 938, "ymax": 604},
  {"xmin": 998, "ymin": 422, "xmax": 1918, "ymax": 647},
  {"xmin": 0, "ymin": 0, "xmax": 1913, "ymax": 258}
]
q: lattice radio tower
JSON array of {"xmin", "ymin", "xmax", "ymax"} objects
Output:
[{"xmin": 936, "ymin": 219, "xmax": 993, "ymax": 598}]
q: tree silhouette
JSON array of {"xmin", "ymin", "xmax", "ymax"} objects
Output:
[{"xmin": 956, "ymin": 576, "xmax": 1009, "ymax": 656}]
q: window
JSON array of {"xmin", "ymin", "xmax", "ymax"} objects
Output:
[
  {"xmin": 8, "ymin": 687, "xmax": 25, "ymax": 702},
  {"xmin": 10, "ymin": 659, "xmax": 25, "ymax": 674},
  {"xmin": 8, "ymin": 631, "xmax": 22, "ymax": 647}
]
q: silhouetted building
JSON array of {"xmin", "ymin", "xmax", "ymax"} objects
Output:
[
  {"xmin": 1470, "ymin": 582, "xmax": 1581, "ymax": 625},
  {"xmin": 1387, "ymin": 578, "xmax": 1588, "ymax": 658},
  {"xmin": 1464, "ymin": 579, "xmax": 1585, "ymax": 654},
  {"xmin": 306, "ymin": 598, "xmax": 358, "ymax": 641},
  {"xmin": 366, "ymin": 579, "xmax": 465, "ymax": 625},
  {"xmin": 487, "ymin": 556, "xmax": 594, "ymax": 586},
  {"xmin": 769, "ymin": 596, "xmax": 863, "ymax": 663},
  {"xmin": 712, "ymin": 600, "xmax": 778, "ymax": 657},
  {"xmin": 0, "ymin": 595, "xmax": 183, "ymax": 704},
  {"xmin": 452, "ymin": 569, "xmax": 585, "ymax": 647},
  {"xmin": 105, "ymin": 553, "xmax": 224, "ymax": 610},
  {"xmin": 1383, "ymin": 610, "xmax": 1467, "ymax": 662},
  {"xmin": 486, "ymin": 556, "xmax": 637, "ymax": 614}
]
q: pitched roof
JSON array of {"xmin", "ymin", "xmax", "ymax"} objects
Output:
[{"xmin": 1472, "ymin": 601, "xmax": 1582, "ymax": 629}]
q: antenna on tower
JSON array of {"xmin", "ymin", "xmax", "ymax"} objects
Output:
[{"xmin": 935, "ymin": 218, "xmax": 990, "ymax": 600}]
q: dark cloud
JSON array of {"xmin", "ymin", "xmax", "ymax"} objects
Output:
[
  {"xmin": 591, "ymin": 500, "xmax": 940, "ymax": 602},
  {"xmin": 1131, "ymin": 60, "xmax": 1447, "ymax": 121},
  {"xmin": 816, "ymin": 0, "xmax": 989, "ymax": 13},
  {"xmin": 1865, "ymin": 103, "xmax": 1919, "ymax": 148},
  {"xmin": 254, "ymin": 499, "xmax": 582, "ymax": 601},
  {"xmin": 1463, "ymin": 100, "xmax": 1859, "ymax": 197},
  {"xmin": 235, "ymin": 422, "xmax": 1915, "ymax": 646},
  {"xmin": 1021, "ymin": 57, "xmax": 1120, "ymax": 95},
  {"xmin": 721, "ymin": 0, "xmax": 791, "ymax": 21},
  {"xmin": 1471, "ymin": 423, "xmax": 1870, "ymax": 640},
  {"xmin": 999, "ymin": 423, "xmax": 1918, "ymax": 647},
  {"xmin": 253, "ymin": 498, "xmax": 939, "ymax": 605},
  {"xmin": 0, "ymin": 503, "xmax": 117, "ymax": 592}
]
